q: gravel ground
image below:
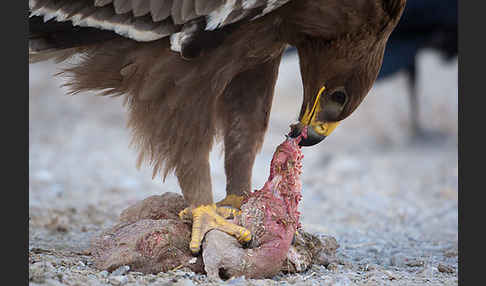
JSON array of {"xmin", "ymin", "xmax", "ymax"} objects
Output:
[{"xmin": 29, "ymin": 50, "xmax": 458, "ymax": 285}]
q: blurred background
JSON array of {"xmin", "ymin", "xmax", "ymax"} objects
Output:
[{"xmin": 29, "ymin": 0, "xmax": 458, "ymax": 280}]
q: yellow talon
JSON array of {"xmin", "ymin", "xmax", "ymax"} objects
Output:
[
  {"xmin": 239, "ymin": 229, "xmax": 251, "ymax": 242},
  {"xmin": 216, "ymin": 207, "xmax": 241, "ymax": 219},
  {"xmin": 178, "ymin": 207, "xmax": 192, "ymax": 221},
  {"xmin": 216, "ymin": 194, "xmax": 245, "ymax": 209},
  {"xmin": 179, "ymin": 204, "xmax": 252, "ymax": 254}
]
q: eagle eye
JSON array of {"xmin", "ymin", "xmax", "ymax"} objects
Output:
[{"xmin": 329, "ymin": 91, "xmax": 347, "ymax": 106}]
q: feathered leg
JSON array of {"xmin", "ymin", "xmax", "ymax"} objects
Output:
[
  {"xmin": 175, "ymin": 146, "xmax": 214, "ymax": 206},
  {"xmin": 217, "ymin": 56, "xmax": 283, "ymax": 209}
]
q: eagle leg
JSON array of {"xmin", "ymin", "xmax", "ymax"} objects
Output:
[
  {"xmin": 217, "ymin": 55, "xmax": 284, "ymax": 212},
  {"xmin": 179, "ymin": 204, "xmax": 251, "ymax": 254}
]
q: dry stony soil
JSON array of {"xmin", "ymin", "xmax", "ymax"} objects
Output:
[{"xmin": 29, "ymin": 51, "xmax": 458, "ymax": 286}]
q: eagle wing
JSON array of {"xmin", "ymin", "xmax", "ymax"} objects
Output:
[{"xmin": 29, "ymin": 0, "xmax": 290, "ymax": 43}]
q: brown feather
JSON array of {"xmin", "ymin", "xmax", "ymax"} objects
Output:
[
  {"xmin": 113, "ymin": 0, "xmax": 132, "ymax": 14},
  {"xmin": 170, "ymin": 0, "xmax": 184, "ymax": 25},
  {"xmin": 132, "ymin": 0, "xmax": 151, "ymax": 17},
  {"xmin": 150, "ymin": 0, "xmax": 172, "ymax": 22},
  {"xmin": 94, "ymin": 0, "xmax": 113, "ymax": 7},
  {"xmin": 181, "ymin": 0, "xmax": 198, "ymax": 22},
  {"xmin": 194, "ymin": 0, "xmax": 224, "ymax": 16}
]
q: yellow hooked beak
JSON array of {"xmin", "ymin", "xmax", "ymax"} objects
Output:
[{"xmin": 301, "ymin": 86, "xmax": 340, "ymax": 137}]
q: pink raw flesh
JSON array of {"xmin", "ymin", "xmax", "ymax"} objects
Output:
[{"xmin": 202, "ymin": 135, "xmax": 306, "ymax": 279}]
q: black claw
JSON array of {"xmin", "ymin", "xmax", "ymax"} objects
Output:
[{"xmin": 241, "ymin": 238, "xmax": 252, "ymax": 249}]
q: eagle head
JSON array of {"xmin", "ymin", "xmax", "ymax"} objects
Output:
[
  {"xmin": 286, "ymin": 0, "xmax": 406, "ymax": 146},
  {"xmin": 288, "ymin": 38, "xmax": 387, "ymax": 146}
]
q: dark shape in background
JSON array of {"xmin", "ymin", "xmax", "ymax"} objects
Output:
[
  {"xmin": 285, "ymin": 0, "xmax": 458, "ymax": 140},
  {"xmin": 380, "ymin": 0, "xmax": 457, "ymax": 140}
]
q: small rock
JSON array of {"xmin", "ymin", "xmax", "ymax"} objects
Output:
[
  {"xmin": 444, "ymin": 248, "xmax": 458, "ymax": 258},
  {"xmin": 173, "ymin": 279, "xmax": 195, "ymax": 286},
  {"xmin": 112, "ymin": 265, "xmax": 130, "ymax": 276},
  {"xmin": 44, "ymin": 278, "xmax": 64, "ymax": 286},
  {"xmin": 361, "ymin": 263, "xmax": 378, "ymax": 271},
  {"xmin": 327, "ymin": 263, "xmax": 338, "ymax": 271},
  {"xmin": 182, "ymin": 272, "xmax": 194, "ymax": 279},
  {"xmin": 46, "ymin": 216, "xmax": 70, "ymax": 232},
  {"xmin": 98, "ymin": 270, "xmax": 109, "ymax": 278},
  {"xmin": 383, "ymin": 270, "xmax": 398, "ymax": 280},
  {"xmin": 362, "ymin": 275, "xmax": 382, "ymax": 286},
  {"xmin": 252, "ymin": 279, "xmax": 274, "ymax": 286},
  {"xmin": 55, "ymin": 273, "xmax": 63, "ymax": 282},
  {"xmin": 224, "ymin": 276, "xmax": 247, "ymax": 285},
  {"xmin": 405, "ymin": 258, "xmax": 424, "ymax": 267},
  {"xmin": 390, "ymin": 253, "xmax": 408, "ymax": 267},
  {"xmin": 418, "ymin": 266, "xmax": 437, "ymax": 278},
  {"xmin": 437, "ymin": 263, "xmax": 455, "ymax": 273},
  {"xmin": 145, "ymin": 274, "xmax": 157, "ymax": 282},
  {"xmin": 108, "ymin": 275, "xmax": 128, "ymax": 286},
  {"xmin": 29, "ymin": 261, "xmax": 55, "ymax": 283}
]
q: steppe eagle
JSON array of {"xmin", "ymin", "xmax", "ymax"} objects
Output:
[{"xmin": 29, "ymin": 0, "xmax": 406, "ymax": 254}]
